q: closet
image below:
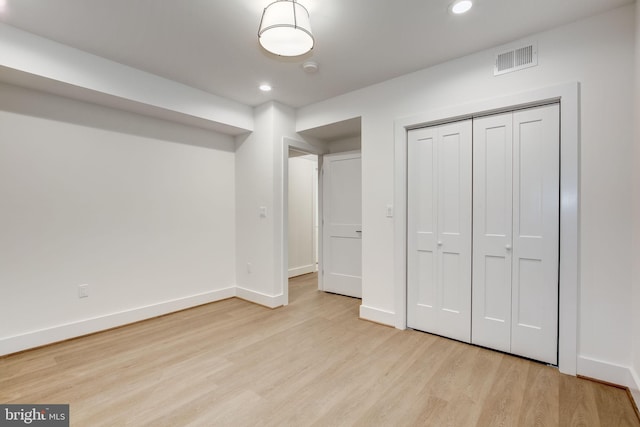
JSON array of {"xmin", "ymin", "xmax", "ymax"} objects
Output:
[{"xmin": 407, "ymin": 103, "xmax": 559, "ymax": 365}]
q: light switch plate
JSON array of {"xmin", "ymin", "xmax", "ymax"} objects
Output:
[{"xmin": 78, "ymin": 284, "xmax": 89, "ymax": 298}]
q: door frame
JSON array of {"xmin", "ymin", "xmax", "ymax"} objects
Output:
[
  {"xmin": 393, "ymin": 82, "xmax": 579, "ymax": 375},
  {"xmin": 281, "ymin": 137, "xmax": 326, "ymax": 305}
]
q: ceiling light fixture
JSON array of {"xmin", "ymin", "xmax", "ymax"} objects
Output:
[
  {"xmin": 259, "ymin": 83, "xmax": 272, "ymax": 92},
  {"xmin": 451, "ymin": 0, "xmax": 473, "ymax": 14},
  {"xmin": 258, "ymin": 0, "xmax": 314, "ymax": 57}
]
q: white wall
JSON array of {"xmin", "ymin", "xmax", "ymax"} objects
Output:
[
  {"xmin": 235, "ymin": 101, "xmax": 301, "ymax": 307},
  {"xmin": 297, "ymin": 5, "xmax": 636, "ymax": 387},
  {"xmin": 328, "ymin": 136, "xmax": 361, "ymax": 153},
  {"xmin": 0, "ymin": 83, "xmax": 236, "ymax": 355},
  {"xmin": 288, "ymin": 156, "xmax": 317, "ymax": 277},
  {"xmin": 235, "ymin": 104, "xmax": 277, "ymax": 305},
  {"xmin": 632, "ymin": 0, "xmax": 640, "ymax": 397}
]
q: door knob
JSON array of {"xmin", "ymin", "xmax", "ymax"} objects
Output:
[
  {"xmin": 437, "ymin": 241, "xmax": 443, "ymax": 246},
  {"xmin": 505, "ymin": 244, "xmax": 512, "ymax": 250}
]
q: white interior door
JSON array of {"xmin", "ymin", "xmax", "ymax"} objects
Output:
[
  {"xmin": 510, "ymin": 104, "xmax": 559, "ymax": 364},
  {"xmin": 472, "ymin": 113, "xmax": 514, "ymax": 353},
  {"xmin": 322, "ymin": 152, "xmax": 362, "ymax": 298},
  {"xmin": 407, "ymin": 120, "xmax": 472, "ymax": 343}
]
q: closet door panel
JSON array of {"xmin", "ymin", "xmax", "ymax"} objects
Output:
[
  {"xmin": 436, "ymin": 122, "xmax": 472, "ymax": 342},
  {"xmin": 511, "ymin": 104, "xmax": 560, "ymax": 365},
  {"xmin": 407, "ymin": 127, "xmax": 438, "ymax": 330},
  {"xmin": 407, "ymin": 121, "xmax": 472, "ymax": 343},
  {"xmin": 472, "ymin": 114, "xmax": 513, "ymax": 352}
]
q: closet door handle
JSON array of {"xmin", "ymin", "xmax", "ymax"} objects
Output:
[
  {"xmin": 505, "ymin": 244, "xmax": 512, "ymax": 251},
  {"xmin": 437, "ymin": 241, "xmax": 443, "ymax": 246}
]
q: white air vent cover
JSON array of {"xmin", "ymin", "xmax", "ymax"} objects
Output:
[{"xmin": 494, "ymin": 41, "xmax": 538, "ymax": 76}]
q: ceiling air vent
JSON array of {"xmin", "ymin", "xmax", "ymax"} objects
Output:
[{"xmin": 494, "ymin": 41, "xmax": 538, "ymax": 76}]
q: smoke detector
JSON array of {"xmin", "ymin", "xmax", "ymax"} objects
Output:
[{"xmin": 302, "ymin": 61, "xmax": 319, "ymax": 73}]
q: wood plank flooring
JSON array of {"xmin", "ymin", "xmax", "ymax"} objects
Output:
[{"xmin": 1, "ymin": 273, "xmax": 638, "ymax": 426}]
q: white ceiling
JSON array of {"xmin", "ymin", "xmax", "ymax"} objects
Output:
[{"xmin": 0, "ymin": 0, "xmax": 633, "ymax": 109}]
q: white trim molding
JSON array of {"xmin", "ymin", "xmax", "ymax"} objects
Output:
[
  {"xmin": 359, "ymin": 305, "xmax": 396, "ymax": 326},
  {"xmin": 0, "ymin": 286, "xmax": 236, "ymax": 356},
  {"xmin": 631, "ymin": 388, "xmax": 640, "ymax": 412},
  {"xmin": 630, "ymin": 366, "xmax": 640, "ymax": 400},
  {"xmin": 393, "ymin": 82, "xmax": 580, "ymax": 376},
  {"xmin": 288, "ymin": 264, "xmax": 317, "ymax": 278},
  {"xmin": 578, "ymin": 356, "xmax": 640, "ymax": 391},
  {"xmin": 235, "ymin": 286, "xmax": 285, "ymax": 309}
]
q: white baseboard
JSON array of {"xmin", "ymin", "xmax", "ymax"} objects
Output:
[
  {"xmin": 632, "ymin": 366, "xmax": 640, "ymax": 390},
  {"xmin": 631, "ymin": 388, "xmax": 640, "ymax": 412},
  {"xmin": 577, "ymin": 355, "xmax": 639, "ymax": 390},
  {"xmin": 0, "ymin": 286, "xmax": 236, "ymax": 356},
  {"xmin": 235, "ymin": 286, "xmax": 284, "ymax": 309},
  {"xmin": 359, "ymin": 304, "xmax": 395, "ymax": 327},
  {"xmin": 288, "ymin": 264, "xmax": 316, "ymax": 278},
  {"xmin": 630, "ymin": 367, "xmax": 640, "ymax": 409}
]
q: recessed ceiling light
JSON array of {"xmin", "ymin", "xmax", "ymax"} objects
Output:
[
  {"xmin": 451, "ymin": 0, "xmax": 473, "ymax": 14},
  {"xmin": 259, "ymin": 83, "xmax": 272, "ymax": 92}
]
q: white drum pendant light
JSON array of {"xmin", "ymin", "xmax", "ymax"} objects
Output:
[{"xmin": 258, "ymin": 0, "xmax": 314, "ymax": 56}]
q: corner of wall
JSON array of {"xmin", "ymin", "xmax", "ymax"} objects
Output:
[{"xmin": 632, "ymin": 0, "xmax": 640, "ymax": 404}]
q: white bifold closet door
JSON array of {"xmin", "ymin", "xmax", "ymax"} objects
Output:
[
  {"xmin": 407, "ymin": 120, "xmax": 472, "ymax": 343},
  {"xmin": 472, "ymin": 104, "xmax": 559, "ymax": 364}
]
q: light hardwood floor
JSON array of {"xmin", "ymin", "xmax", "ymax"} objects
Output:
[{"xmin": 2, "ymin": 273, "xmax": 639, "ymax": 426}]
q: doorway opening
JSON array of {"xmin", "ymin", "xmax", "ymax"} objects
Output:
[
  {"xmin": 282, "ymin": 117, "xmax": 363, "ymax": 306},
  {"xmin": 287, "ymin": 148, "xmax": 320, "ymax": 304}
]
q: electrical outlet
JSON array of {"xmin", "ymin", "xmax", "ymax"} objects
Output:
[{"xmin": 78, "ymin": 284, "xmax": 89, "ymax": 298}]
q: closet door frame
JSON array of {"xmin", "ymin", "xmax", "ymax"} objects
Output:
[{"xmin": 394, "ymin": 82, "xmax": 579, "ymax": 376}]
